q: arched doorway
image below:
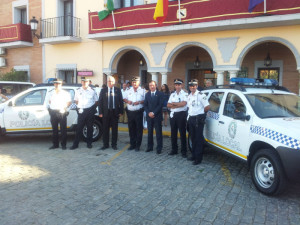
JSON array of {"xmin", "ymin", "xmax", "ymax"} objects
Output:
[{"xmin": 240, "ymin": 41, "xmax": 299, "ymax": 93}]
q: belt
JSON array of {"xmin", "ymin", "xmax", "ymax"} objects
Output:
[
  {"xmin": 189, "ymin": 114, "xmax": 205, "ymax": 118},
  {"xmin": 128, "ymin": 108, "xmax": 144, "ymax": 112},
  {"xmin": 173, "ymin": 111, "xmax": 186, "ymax": 114}
]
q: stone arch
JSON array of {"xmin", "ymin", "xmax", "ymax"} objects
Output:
[
  {"xmin": 105, "ymin": 46, "xmax": 151, "ymax": 74},
  {"xmin": 236, "ymin": 37, "xmax": 300, "ymax": 70},
  {"xmin": 165, "ymin": 42, "xmax": 217, "ymax": 72}
]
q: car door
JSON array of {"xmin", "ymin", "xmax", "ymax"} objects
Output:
[
  {"xmin": 63, "ymin": 88, "xmax": 78, "ymax": 128},
  {"xmin": 213, "ymin": 92, "xmax": 250, "ymax": 160},
  {"xmin": 205, "ymin": 91, "xmax": 225, "ymax": 143},
  {"xmin": 3, "ymin": 89, "xmax": 51, "ymax": 132}
]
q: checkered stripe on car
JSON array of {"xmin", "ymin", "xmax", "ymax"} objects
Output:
[
  {"xmin": 207, "ymin": 111, "xmax": 219, "ymax": 120},
  {"xmin": 250, "ymin": 125, "xmax": 300, "ymax": 150}
]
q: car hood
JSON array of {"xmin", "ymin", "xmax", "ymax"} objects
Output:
[{"xmin": 253, "ymin": 117, "xmax": 300, "ymax": 140}]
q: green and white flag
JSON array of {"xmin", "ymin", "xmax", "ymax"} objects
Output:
[{"xmin": 98, "ymin": 0, "xmax": 114, "ymax": 21}]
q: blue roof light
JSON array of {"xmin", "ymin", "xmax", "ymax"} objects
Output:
[{"xmin": 230, "ymin": 78, "xmax": 278, "ymax": 86}]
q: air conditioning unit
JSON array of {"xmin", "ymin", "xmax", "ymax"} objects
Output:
[
  {"xmin": 0, "ymin": 57, "xmax": 7, "ymax": 67},
  {"xmin": 0, "ymin": 48, "xmax": 6, "ymax": 56}
]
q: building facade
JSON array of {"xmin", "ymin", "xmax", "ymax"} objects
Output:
[
  {"xmin": 25, "ymin": 0, "xmax": 300, "ymax": 94},
  {"xmin": 0, "ymin": 0, "xmax": 42, "ymax": 83}
]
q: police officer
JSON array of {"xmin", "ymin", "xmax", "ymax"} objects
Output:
[
  {"xmin": 167, "ymin": 79, "xmax": 188, "ymax": 158},
  {"xmin": 187, "ymin": 79, "xmax": 210, "ymax": 165},
  {"xmin": 123, "ymin": 77, "xmax": 145, "ymax": 151},
  {"xmin": 48, "ymin": 79, "xmax": 71, "ymax": 150},
  {"xmin": 70, "ymin": 78, "xmax": 98, "ymax": 150}
]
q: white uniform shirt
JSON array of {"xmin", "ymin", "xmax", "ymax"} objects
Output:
[
  {"xmin": 124, "ymin": 87, "xmax": 145, "ymax": 111},
  {"xmin": 74, "ymin": 87, "xmax": 98, "ymax": 109},
  {"xmin": 168, "ymin": 90, "xmax": 188, "ymax": 113},
  {"xmin": 49, "ymin": 89, "xmax": 71, "ymax": 110},
  {"xmin": 187, "ymin": 90, "xmax": 209, "ymax": 116}
]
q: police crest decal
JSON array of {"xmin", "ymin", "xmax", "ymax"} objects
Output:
[
  {"xmin": 18, "ymin": 111, "xmax": 30, "ymax": 120},
  {"xmin": 228, "ymin": 121, "xmax": 237, "ymax": 139}
]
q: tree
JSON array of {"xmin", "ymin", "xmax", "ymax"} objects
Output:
[{"xmin": 0, "ymin": 69, "xmax": 28, "ymax": 81}]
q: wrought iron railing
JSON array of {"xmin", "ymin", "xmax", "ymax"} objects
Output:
[{"xmin": 40, "ymin": 16, "xmax": 80, "ymax": 39}]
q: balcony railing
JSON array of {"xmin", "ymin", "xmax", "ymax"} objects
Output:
[
  {"xmin": 40, "ymin": 16, "xmax": 80, "ymax": 39},
  {"xmin": 0, "ymin": 23, "xmax": 32, "ymax": 48}
]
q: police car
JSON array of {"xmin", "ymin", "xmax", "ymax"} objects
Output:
[
  {"xmin": 0, "ymin": 84, "xmax": 102, "ymax": 142},
  {"xmin": 196, "ymin": 78, "xmax": 300, "ymax": 195}
]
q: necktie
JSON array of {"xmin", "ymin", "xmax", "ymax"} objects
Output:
[
  {"xmin": 151, "ymin": 93, "xmax": 154, "ymax": 98},
  {"xmin": 109, "ymin": 89, "xmax": 113, "ymax": 109}
]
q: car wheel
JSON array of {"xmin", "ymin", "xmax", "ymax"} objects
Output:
[
  {"xmin": 82, "ymin": 119, "xmax": 102, "ymax": 142},
  {"xmin": 250, "ymin": 149, "xmax": 286, "ymax": 195}
]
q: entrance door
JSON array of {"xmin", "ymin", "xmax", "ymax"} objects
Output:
[
  {"xmin": 188, "ymin": 69, "xmax": 215, "ymax": 88},
  {"xmin": 59, "ymin": 71, "xmax": 74, "ymax": 84},
  {"xmin": 64, "ymin": 0, "xmax": 73, "ymax": 36}
]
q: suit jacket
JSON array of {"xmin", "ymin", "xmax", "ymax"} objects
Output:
[
  {"xmin": 98, "ymin": 86, "xmax": 124, "ymax": 116},
  {"xmin": 144, "ymin": 90, "xmax": 164, "ymax": 119}
]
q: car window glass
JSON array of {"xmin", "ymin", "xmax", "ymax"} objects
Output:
[
  {"xmin": 208, "ymin": 92, "xmax": 224, "ymax": 113},
  {"xmin": 15, "ymin": 89, "xmax": 47, "ymax": 106},
  {"xmin": 224, "ymin": 93, "xmax": 246, "ymax": 118}
]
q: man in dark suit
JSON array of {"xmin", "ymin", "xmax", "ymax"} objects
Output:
[
  {"xmin": 98, "ymin": 76, "xmax": 123, "ymax": 150},
  {"xmin": 144, "ymin": 80, "xmax": 164, "ymax": 154}
]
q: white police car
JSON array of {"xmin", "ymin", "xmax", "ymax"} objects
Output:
[
  {"xmin": 0, "ymin": 84, "xmax": 102, "ymax": 142},
  {"xmin": 199, "ymin": 78, "xmax": 300, "ymax": 195}
]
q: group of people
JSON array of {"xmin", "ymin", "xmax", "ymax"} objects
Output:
[{"xmin": 48, "ymin": 76, "xmax": 210, "ymax": 165}]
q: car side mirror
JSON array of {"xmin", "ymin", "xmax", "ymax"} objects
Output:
[
  {"xmin": 233, "ymin": 112, "xmax": 250, "ymax": 121},
  {"xmin": 8, "ymin": 101, "xmax": 13, "ymax": 107}
]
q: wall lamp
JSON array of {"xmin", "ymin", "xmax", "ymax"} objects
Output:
[
  {"xmin": 30, "ymin": 16, "xmax": 40, "ymax": 39},
  {"xmin": 264, "ymin": 43, "xmax": 272, "ymax": 67},
  {"xmin": 194, "ymin": 56, "xmax": 201, "ymax": 68}
]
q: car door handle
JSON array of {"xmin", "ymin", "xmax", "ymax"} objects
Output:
[{"xmin": 219, "ymin": 121, "xmax": 224, "ymax": 124}]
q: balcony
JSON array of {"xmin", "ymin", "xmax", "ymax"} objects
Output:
[
  {"xmin": 87, "ymin": 0, "xmax": 300, "ymax": 41},
  {"xmin": 39, "ymin": 16, "xmax": 81, "ymax": 45},
  {"xmin": 0, "ymin": 23, "xmax": 33, "ymax": 48}
]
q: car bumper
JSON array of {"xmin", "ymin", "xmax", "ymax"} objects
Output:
[{"xmin": 276, "ymin": 146, "xmax": 300, "ymax": 181}]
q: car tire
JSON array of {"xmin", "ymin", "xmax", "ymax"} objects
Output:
[
  {"xmin": 250, "ymin": 149, "xmax": 286, "ymax": 195},
  {"xmin": 82, "ymin": 119, "xmax": 102, "ymax": 142}
]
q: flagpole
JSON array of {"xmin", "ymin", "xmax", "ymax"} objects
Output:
[
  {"xmin": 178, "ymin": 0, "xmax": 181, "ymax": 23},
  {"xmin": 112, "ymin": 10, "xmax": 116, "ymax": 29},
  {"xmin": 264, "ymin": 0, "xmax": 266, "ymax": 14}
]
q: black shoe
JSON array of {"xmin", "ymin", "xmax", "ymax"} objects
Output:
[
  {"xmin": 112, "ymin": 146, "xmax": 118, "ymax": 150},
  {"xmin": 135, "ymin": 147, "xmax": 140, "ymax": 152},
  {"xmin": 188, "ymin": 156, "xmax": 195, "ymax": 161},
  {"xmin": 156, "ymin": 150, "xmax": 162, "ymax": 154},
  {"xmin": 168, "ymin": 151, "xmax": 178, "ymax": 155},
  {"xmin": 62, "ymin": 146, "xmax": 67, "ymax": 150},
  {"xmin": 128, "ymin": 145, "xmax": 135, "ymax": 150},
  {"xmin": 87, "ymin": 144, "xmax": 92, "ymax": 149},
  {"xmin": 193, "ymin": 160, "xmax": 202, "ymax": 165},
  {"xmin": 49, "ymin": 145, "xmax": 58, "ymax": 150},
  {"xmin": 100, "ymin": 146, "xmax": 108, "ymax": 150},
  {"xmin": 182, "ymin": 153, "xmax": 187, "ymax": 158},
  {"xmin": 70, "ymin": 145, "xmax": 78, "ymax": 150},
  {"xmin": 146, "ymin": 148, "xmax": 153, "ymax": 152}
]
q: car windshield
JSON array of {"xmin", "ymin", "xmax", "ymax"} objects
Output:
[{"xmin": 246, "ymin": 93, "xmax": 300, "ymax": 118}]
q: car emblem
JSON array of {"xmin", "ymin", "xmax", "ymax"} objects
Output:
[
  {"xmin": 228, "ymin": 121, "xmax": 237, "ymax": 139},
  {"xmin": 18, "ymin": 111, "xmax": 30, "ymax": 120}
]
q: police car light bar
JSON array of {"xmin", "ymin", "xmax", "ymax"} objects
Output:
[{"xmin": 230, "ymin": 78, "xmax": 279, "ymax": 86}]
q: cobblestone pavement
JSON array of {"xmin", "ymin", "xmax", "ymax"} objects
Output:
[{"xmin": 0, "ymin": 132, "xmax": 300, "ymax": 225}]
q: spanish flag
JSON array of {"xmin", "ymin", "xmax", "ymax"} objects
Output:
[{"xmin": 153, "ymin": 0, "xmax": 169, "ymax": 24}]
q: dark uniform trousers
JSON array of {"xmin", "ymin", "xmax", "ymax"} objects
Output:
[
  {"xmin": 127, "ymin": 109, "xmax": 144, "ymax": 148},
  {"xmin": 73, "ymin": 105, "xmax": 95, "ymax": 147},
  {"xmin": 147, "ymin": 115, "xmax": 163, "ymax": 151},
  {"xmin": 170, "ymin": 111, "xmax": 187, "ymax": 154},
  {"xmin": 102, "ymin": 109, "xmax": 119, "ymax": 147},
  {"xmin": 49, "ymin": 109, "xmax": 67, "ymax": 147},
  {"xmin": 188, "ymin": 114, "xmax": 205, "ymax": 161}
]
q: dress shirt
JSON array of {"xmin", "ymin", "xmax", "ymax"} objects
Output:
[
  {"xmin": 187, "ymin": 90, "xmax": 209, "ymax": 116},
  {"xmin": 49, "ymin": 89, "xmax": 71, "ymax": 110},
  {"xmin": 125, "ymin": 87, "xmax": 145, "ymax": 111},
  {"xmin": 168, "ymin": 90, "xmax": 188, "ymax": 113},
  {"xmin": 74, "ymin": 87, "xmax": 98, "ymax": 109}
]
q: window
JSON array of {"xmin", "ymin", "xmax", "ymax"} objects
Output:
[
  {"xmin": 258, "ymin": 68, "xmax": 280, "ymax": 82},
  {"xmin": 13, "ymin": 0, "xmax": 28, "ymax": 24},
  {"xmin": 119, "ymin": 0, "xmax": 144, "ymax": 8},
  {"xmin": 223, "ymin": 93, "xmax": 246, "ymax": 118},
  {"xmin": 15, "ymin": 89, "xmax": 47, "ymax": 106},
  {"xmin": 208, "ymin": 92, "xmax": 224, "ymax": 113},
  {"xmin": 20, "ymin": 8, "xmax": 27, "ymax": 24}
]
